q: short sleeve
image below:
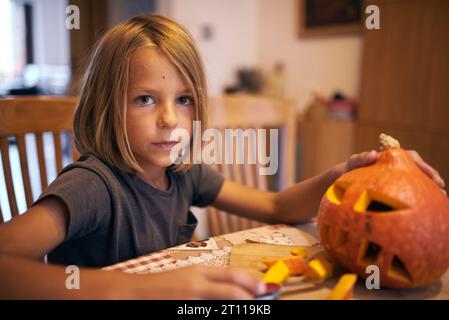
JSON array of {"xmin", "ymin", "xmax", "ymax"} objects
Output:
[
  {"xmin": 33, "ymin": 168, "xmax": 111, "ymax": 241},
  {"xmin": 190, "ymin": 164, "xmax": 225, "ymax": 207}
]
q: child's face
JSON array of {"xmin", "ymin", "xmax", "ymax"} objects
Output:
[{"xmin": 126, "ymin": 46, "xmax": 194, "ymax": 169}]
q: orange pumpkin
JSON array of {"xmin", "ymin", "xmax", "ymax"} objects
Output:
[{"xmin": 317, "ymin": 134, "xmax": 449, "ymax": 288}]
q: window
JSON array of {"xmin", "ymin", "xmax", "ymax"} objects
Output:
[{"xmin": 0, "ymin": 0, "xmax": 28, "ymax": 94}]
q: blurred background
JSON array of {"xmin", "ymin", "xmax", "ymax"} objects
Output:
[
  {"xmin": 0, "ymin": 0, "xmax": 448, "ymax": 234},
  {"xmin": 0, "ymin": 0, "xmax": 366, "ymax": 112}
]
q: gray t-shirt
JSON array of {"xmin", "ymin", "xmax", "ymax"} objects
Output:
[{"xmin": 36, "ymin": 155, "xmax": 224, "ymax": 268}]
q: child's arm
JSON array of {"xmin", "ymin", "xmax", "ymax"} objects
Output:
[
  {"xmin": 0, "ymin": 197, "xmax": 265, "ymax": 299},
  {"xmin": 212, "ymin": 169, "xmax": 335, "ymax": 224},
  {"xmin": 0, "ymin": 254, "xmax": 264, "ymax": 299},
  {"xmin": 212, "ymin": 150, "xmax": 445, "ymax": 224}
]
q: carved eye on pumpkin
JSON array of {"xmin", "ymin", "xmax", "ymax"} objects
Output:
[
  {"xmin": 325, "ymin": 182, "xmax": 350, "ymax": 205},
  {"xmin": 319, "ymin": 134, "xmax": 449, "ymax": 288},
  {"xmin": 353, "ymin": 190, "xmax": 408, "ymax": 213}
]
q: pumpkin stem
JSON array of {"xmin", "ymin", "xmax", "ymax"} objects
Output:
[{"xmin": 379, "ymin": 133, "xmax": 400, "ymax": 150}]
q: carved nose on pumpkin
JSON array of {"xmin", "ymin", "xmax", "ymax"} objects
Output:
[{"xmin": 353, "ymin": 190, "xmax": 408, "ymax": 213}]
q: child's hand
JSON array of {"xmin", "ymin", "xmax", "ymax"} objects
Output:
[
  {"xmin": 407, "ymin": 150, "xmax": 445, "ymax": 189},
  {"xmin": 337, "ymin": 150, "xmax": 378, "ymax": 175},
  {"xmin": 133, "ymin": 265, "xmax": 266, "ymax": 299},
  {"xmin": 333, "ymin": 150, "xmax": 445, "ymax": 192}
]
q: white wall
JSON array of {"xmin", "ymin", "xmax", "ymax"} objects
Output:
[
  {"xmin": 21, "ymin": 0, "xmax": 71, "ymax": 94},
  {"xmin": 258, "ymin": 0, "xmax": 363, "ymax": 112},
  {"xmin": 157, "ymin": 0, "xmax": 259, "ymax": 95},
  {"xmin": 30, "ymin": 0, "xmax": 69, "ymax": 66},
  {"xmin": 157, "ymin": 0, "xmax": 363, "ymax": 111},
  {"xmin": 108, "ymin": 0, "xmax": 156, "ymax": 26}
]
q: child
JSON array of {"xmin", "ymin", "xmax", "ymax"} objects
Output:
[{"xmin": 0, "ymin": 15, "xmax": 444, "ymax": 299}]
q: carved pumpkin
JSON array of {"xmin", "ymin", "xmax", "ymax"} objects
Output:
[{"xmin": 317, "ymin": 134, "xmax": 449, "ymax": 288}]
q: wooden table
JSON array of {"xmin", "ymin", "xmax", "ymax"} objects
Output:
[{"xmin": 103, "ymin": 223, "xmax": 449, "ymax": 300}]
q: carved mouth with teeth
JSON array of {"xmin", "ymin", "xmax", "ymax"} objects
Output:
[
  {"xmin": 316, "ymin": 134, "xmax": 449, "ymax": 289},
  {"xmin": 319, "ymin": 180, "xmax": 417, "ymax": 287}
]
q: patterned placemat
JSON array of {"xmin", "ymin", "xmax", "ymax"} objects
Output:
[{"xmin": 103, "ymin": 224, "xmax": 316, "ymax": 274}]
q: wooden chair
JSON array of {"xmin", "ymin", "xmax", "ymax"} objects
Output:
[
  {"xmin": 208, "ymin": 94, "xmax": 297, "ymax": 189},
  {"xmin": 0, "ymin": 96, "xmax": 78, "ymax": 223},
  {"xmin": 206, "ymin": 159, "xmax": 268, "ymax": 237},
  {"xmin": 202, "ymin": 94, "xmax": 298, "ymax": 237}
]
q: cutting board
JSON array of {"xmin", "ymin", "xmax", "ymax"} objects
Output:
[
  {"xmin": 229, "ymin": 243, "xmax": 345, "ymax": 299},
  {"xmin": 229, "ymin": 243, "xmax": 323, "ymax": 271}
]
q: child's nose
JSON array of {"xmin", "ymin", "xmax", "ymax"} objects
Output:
[{"xmin": 157, "ymin": 103, "xmax": 178, "ymax": 129}]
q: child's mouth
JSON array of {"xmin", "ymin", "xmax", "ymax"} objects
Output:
[{"xmin": 152, "ymin": 141, "xmax": 180, "ymax": 150}]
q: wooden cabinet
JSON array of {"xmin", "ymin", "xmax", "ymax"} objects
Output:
[
  {"xmin": 357, "ymin": 0, "xmax": 449, "ymax": 187},
  {"xmin": 298, "ymin": 119, "xmax": 355, "ymax": 180}
]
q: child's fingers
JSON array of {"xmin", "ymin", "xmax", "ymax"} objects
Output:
[
  {"xmin": 407, "ymin": 149, "xmax": 425, "ymax": 163},
  {"xmin": 343, "ymin": 149, "xmax": 446, "ymax": 193},
  {"xmin": 417, "ymin": 161, "xmax": 445, "ymax": 188},
  {"xmin": 407, "ymin": 150, "xmax": 445, "ymax": 188},
  {"xmin": 205, "ymin": 267, "xmax": 266, "ymax": 297},
  {"xmin": 364, "ymin": 150, "xmax": 378, "ymax": 164},
  {"xmin": 347, "ymin": 150, "xmax": 378, "ymax": 171}
]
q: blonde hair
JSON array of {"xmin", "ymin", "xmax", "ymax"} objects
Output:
[{"xmin": 74, "ymin": 14, "xmax": 207, "ymax": 173}]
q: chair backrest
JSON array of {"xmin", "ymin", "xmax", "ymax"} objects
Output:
[
  {"xmin": 0, "ymin": 96, "xmax": 78, "ymax": 223},
  {"xmin": 208, "ymin": 94, "xmax": 297, "ymax": 188},
  {"xmin": 206, "ymin": 160, "xmax": 267, "ymax": 237},
  {"xmin": 202, "ymin": 94, "xmax": 297, "ymax": 237}
]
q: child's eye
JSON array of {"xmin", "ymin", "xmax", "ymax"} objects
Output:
[
  {"xmin": 136, "ymin": 95, "xmax": 155, "ymax": 106},
  {"xmin": 177, "ymin": 96, "xmax": 193, "ymax": 106}
]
